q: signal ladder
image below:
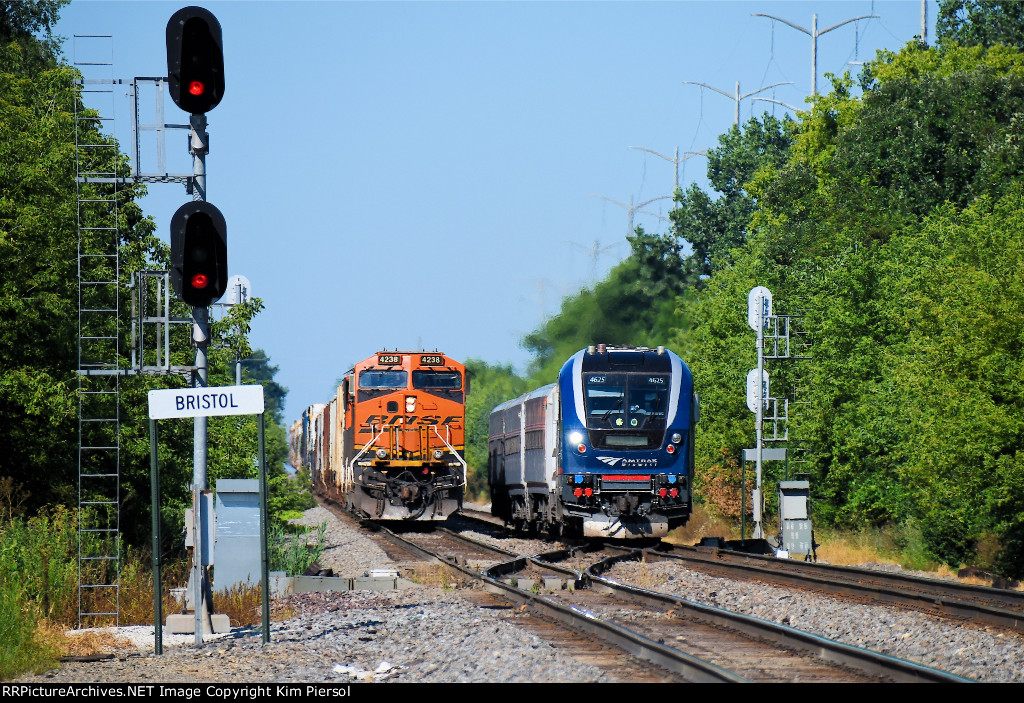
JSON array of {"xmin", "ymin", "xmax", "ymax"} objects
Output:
[
  {"xmin": 74, "ymin": 34, "xmax": 124, "ymax": 627},
  {"xmin": 73, "ymin": 35, "xmax": 198, "ymax": 628}
]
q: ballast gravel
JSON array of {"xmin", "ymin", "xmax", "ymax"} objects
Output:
[
  {"xmin": 15, "ymin": 506, "xmax": 611, "ymax": 684},
  {"xmin": 16, "ymin": 504, "xmax": 1023, "ymax": 683},
  {"xmin": 607, "ymin": 559, "xmax": 1024, "ymax": 683}
]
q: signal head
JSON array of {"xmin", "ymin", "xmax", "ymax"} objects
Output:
[
  {"xmin": 166, "ymin": 6, "xmax": 225, "ymax": 114},
  {"xmin": 170, "ymin": 201, "xmax": 228, "ymax": 307}
]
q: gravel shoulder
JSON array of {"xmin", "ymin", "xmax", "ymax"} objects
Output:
[{"xmin": 13, "ymin": 505, "xmax": 610, "ymax": 684}]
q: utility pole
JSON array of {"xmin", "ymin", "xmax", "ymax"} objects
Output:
[
  {"xmin": 683, "ymin": 80, "xmax": 791, "ymax": 125},
  {"xmin": 589, "ymin": 194, "xmax": 671, "ymax": 237},
  {"xmin": 753, "ymin": 12, "xmax": 878, "ymax": 96},
  {"xmin": 627, "ymin": 146, "xmax": 706, "ymax": 192},
  {"xmin": 751, "ymin": 96, "xmax": 801, "ymax": 115},
  {"xmin": 921, "ymin": 0, "xmax": 928, "ymax": 45},
  {"xmin": 561, "ymin": 239, "xmax": 624, "ymax": 282}
]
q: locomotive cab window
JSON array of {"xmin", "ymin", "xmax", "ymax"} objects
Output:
[
  {"xmin": 583, "ymin": 373, "xmax": 669, "ymax": 449},
  {"xmin": 359, "ymin": 370, "xmax": 408, "ymax": 389},
  {"xmin": 413, "ymin": 370, "xmax": 462, "ymax": 390}
]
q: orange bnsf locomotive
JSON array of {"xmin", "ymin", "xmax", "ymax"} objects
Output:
[{"xmin": 290, "ymin": 351, "xmax": 467, "ymax": 520}]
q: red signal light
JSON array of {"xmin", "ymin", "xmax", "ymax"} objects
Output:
[
  {"xmin": 584, "ymin": 488, "xmax": 593, "ymax": 497},
  {"xmin": 658, "ymin": 488, "xmax": 668, "ymax": 498},
  {"xmin": 188, "ymin": 80, "xmax": 205, "ymax": 96},
  {"xmin": 573, "ymin": 488, "xmax": 582, "ymax": 498},
  {"xmin": 191, "ymin": 273, "xmax": 209, "ymax": 288}
]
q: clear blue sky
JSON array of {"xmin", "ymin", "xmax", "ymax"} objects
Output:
[{"xmin": 55, "ymin": 1, "xmax": 937, "ymax": 425}]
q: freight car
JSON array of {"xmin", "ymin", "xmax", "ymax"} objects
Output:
[
  {"xmin": 290, "ymin": 351, "xmax": 467, "ymax": 520},
  {"xmin": 488, "ymin": 344, "xmax": 697, "ymax": 538}
]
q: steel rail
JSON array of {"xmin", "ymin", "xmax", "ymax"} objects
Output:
[
  {"xmin": 375, "ymin": 526, "xmax": 747, "ymax": 683},
  {"xmin": 651, "ymin": 544, "xmax": 1024, "ymax": 632},
  {"xmin": 578, "ymin": 549, "xmax": 972, "ymax": 683}
]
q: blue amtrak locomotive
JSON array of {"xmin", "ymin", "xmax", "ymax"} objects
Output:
[{"xmin": 487, "ymin": 344, "xmax": 698, "ymax": 538}]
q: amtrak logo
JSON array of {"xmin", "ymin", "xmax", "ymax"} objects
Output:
[{"xmin": 597, "ymin": 456, "xmax": 660, "ymax": 467}]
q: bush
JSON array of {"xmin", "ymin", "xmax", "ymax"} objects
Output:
[
  {"xmin": 268, "ymin": 521, "xmax": 325, "ymax": 575},
  {"xmin": 0, "ymin": 507, "xmax": 76, "ymax": 679},
  {"xmin": 0, "ymin": 576, "xmax": 59, "ymax": 679}
]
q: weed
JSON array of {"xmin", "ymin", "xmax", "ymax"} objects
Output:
[
  {"xmin": 407, "ymin": 563, "xmax": 466, "ymax": 590},
  {"xmin": 666, "ymin": 504, "xmax": 737, "ymax": 545},
  {"xmin": 268, "ymin": 521, "xmax": 326, "ymax": 575}
]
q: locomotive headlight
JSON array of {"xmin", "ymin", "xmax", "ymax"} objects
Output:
[
  {"xmin": 671, "ymin": 432, "xmax": 683, "ymax": 444},
  {"xmin": 568, "ymin": 431, "xmax": 583, "ymax": 445},
  {"xmin": 433, "ymin": 449, "xmax": 443, "ymax": 460},
  {"xmin": 405, "ymin": 396, "xmax": 416, "ymax": 413},
  {"xmin": 375, "ymin": 448, "xmax": 388, "ymax": 459}
]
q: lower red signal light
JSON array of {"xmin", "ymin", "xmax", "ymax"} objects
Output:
[
  {"xmin": 584, "ymin": 488, "xmax": 593, "ymax": 497},
  {"xmin": 190, "ymin": 273, "xmax": 209, "ymax": 288},
  {"xmin": 189, "ymin": 80, "xmax": 206, "ymax": 96},
  {"xmin": 670, "ymin": 488, "xmax": 679, "ymax": 498},
  {"xmin": 573, "ymin": 488, "xmax": 583, "ymax": 498},
  {"xmin": 658, "ymin": 488, "xmax": 668, "ymax": 498}
]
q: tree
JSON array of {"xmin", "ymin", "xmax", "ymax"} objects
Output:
[
  {"xmin": 0, "ymin": 3, "xmax": 298, "ymax": 547},
  {"xmin": 670, "ymin": 113, "xmax": 794, "ymax": 278},
  {"xmin": 0, "ymin": 0, "xmax": 69, "ymax": 71},
  {"xmin": 937, "ymin": 0, "xmax": 1024, "ymax": 50},
  {"xmin": 730, "ymin": 41, "xmax": 1024, "ymax": 570},
  {"xmin": 463, "ymin": 359, "xmax": 527, "ymax": 500}
]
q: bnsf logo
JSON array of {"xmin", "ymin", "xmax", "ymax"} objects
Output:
[{"xmin": 361, "ymin": 414, "xmax": 461, "ymax": 432}]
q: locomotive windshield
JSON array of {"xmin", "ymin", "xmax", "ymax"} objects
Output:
[
  {"xmin": 584, "ymin": 372, "xmax": 669, "ymax": 449},
  {"xmin": 359, "ymin": 370, "xmax": 408, "ymax": 389},
  {"xmin": 413, "ymin": 370, "xmax": 462, "ymax": 390}
]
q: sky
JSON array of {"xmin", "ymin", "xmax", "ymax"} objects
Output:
[{"xmin": 54, "ymin": 0, "xmax": 938, "ymax": 425}]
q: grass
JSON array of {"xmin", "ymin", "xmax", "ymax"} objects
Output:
[
  {"xmin": 667, "ymin": 505, "xmax": 1020, "ymax": 590},
  {"xmin": 0, "ymin": 502, "xmax": 326, "ymax": 681},
  {"xmin": 665, "ymin": 504, "xmax": 739, "ymax": 545},
  {"xmin": 405, "ymin": 563, "xmax": 471, "ymax": 590}
]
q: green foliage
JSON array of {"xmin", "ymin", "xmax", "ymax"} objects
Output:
[
  {"xmin": 0, "ymin": 2, "xmax": 301, "ymax": 574},
  {"xmin": 0, "ymin": 576, "xmax": 57, "ymax": 679},
  {"xmin": 0, "ymin": 0, "xmax": 69, "ymax": 73},
  {"xmin": 713, "ymin": 40, "xmax": 1024, "ymax": 572},
  {"xmin": 937, "ymin": 0, "xmax": 1024, "ymax": 50},
  {"xmin": 671, "ymin": 113, "xmax": 795, "ymax": 277},
  {"xmin": 523, "ymin": 230, "xmax": 687, "ymax": 385},
  {"xmin": 0, "ymin": 505, "xmax": 76, "ymax": 679},
  {"xmin": 268, "ymin": 521, "xmax": 325, "ymax": 576},
  {"xmin": 0, "ymin": 504, "xmax": 79, "ymax": 626},
  {"xmin": 464, "ymin": 359, "xmax": 527, "ymax": 499}
]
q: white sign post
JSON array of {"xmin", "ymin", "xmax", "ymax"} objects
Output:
[{"xmin": 147, "ymin": 383, "xmax": 271, "ymax": 650}]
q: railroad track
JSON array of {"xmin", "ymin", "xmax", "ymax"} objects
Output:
[
  {"xmin": 527, "ymin": 545, "xmax": 971, "ymax": 683},
  {"xmin": 373, "ymin": 524, "xmax": 729, "ymax": 682},
  {"xmin": 647, "ymin": 543, "xmax": 1024, "ymax": 632},
  {"xmin": 354, "ymin": 514, "xmax": 970, "ymax": 683}
]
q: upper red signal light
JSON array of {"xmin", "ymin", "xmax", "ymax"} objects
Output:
[{"xmin": 166, "ymin": 7, "xmax": 224, "ymax": 114}]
